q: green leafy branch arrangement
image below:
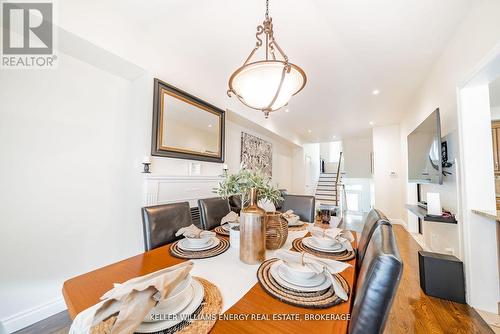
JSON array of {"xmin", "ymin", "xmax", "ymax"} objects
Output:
[{"xmin": 214, "ymin": 166, "xmax": 283, "ymax": 206}]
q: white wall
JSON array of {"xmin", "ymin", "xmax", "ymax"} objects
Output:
[
  {"xmin": 399, "ymin": 0, "xmax": 500, "ymax": 312},
  {"xmin": 372, "ymin": 125, "xmax": 403, "ymax": 220},
  {"xmin": 302, "ymin": 143, "xmax": 320, "ymax": 196},
  {"xmin": 148, "ymin": 115, "xmax": 296, "ymax": 191},
  {"xmin": 0, "ymin": 52, "xmax": 146, "ymax": 332},
  {"xmin": 343, "ymin": 136, "xmax": 372, "ymax": 178}
]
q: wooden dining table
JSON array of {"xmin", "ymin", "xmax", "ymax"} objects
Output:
[{"xmin": 63, "ymin": 231, "xmax": 357, "ymax": 334}]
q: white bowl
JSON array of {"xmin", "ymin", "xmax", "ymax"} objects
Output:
[
  {"xmin": 312, "ymin": 236, "xmax": 337, "ymax": 248},
  {"xmin": 185, "ymin": 236, "xmax": 211, "ymax": 247},
  {"xmin": 280, "ymin": 261, "xmax": 318, "ymax": 281},
  {"xmin": 145, "ymin": 275, "xmax": 193, "ymax": 321}
]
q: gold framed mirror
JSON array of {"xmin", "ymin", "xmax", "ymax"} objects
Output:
[{"xmin": 152, "ymin": 79, "xmax": 225, "ymax": 162}]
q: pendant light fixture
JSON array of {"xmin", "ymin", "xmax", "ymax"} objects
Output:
[{"xmin": 227, "ymin": 0, "xmax": 306, "ymax": 118}]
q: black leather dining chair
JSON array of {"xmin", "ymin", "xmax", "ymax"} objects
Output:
[
  {"xmin": 357, "ymin": 209, "xmax": 391, "ymax": 268},
  {"xmin": 280, "ymin": 194, "xmax": 316, "ymax": 223},
  {"xmin": 141, "ymin": 202, "xmax": 192, "ymax": 251},
  {"xmin": 198, "ymin": 197, "xmax": 231, "ymax": 231},
  {"xmin": 349, "ymin": 224, "xmax": 403, "ymax": 334},
  {"xmin": 228, "ymin": 195, "xmax": 242, "ymax": 214}
]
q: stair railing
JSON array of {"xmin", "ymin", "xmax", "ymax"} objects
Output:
[{"xmin": 334, "ymin": 152, "xmax": 343, "ymax": 206}]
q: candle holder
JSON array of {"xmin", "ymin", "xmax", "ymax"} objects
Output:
[{"xmin": 142, "ymin": 162, "xmax": 151, "ymax": 173}]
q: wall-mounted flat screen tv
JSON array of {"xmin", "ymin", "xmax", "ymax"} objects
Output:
[{"xmin": 407, "ymin": 108, "xmax": 443, "ymax": 184}]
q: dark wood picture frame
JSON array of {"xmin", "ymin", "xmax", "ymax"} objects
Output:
[{"xmin": 152, "ymin": 78, "xmax": 225, "ymax": 163}]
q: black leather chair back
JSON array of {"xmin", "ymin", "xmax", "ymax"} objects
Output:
[
  {"xmin": 281, "ymin": 194, "xmax": 315, "ymax": 223},
  {"xmin": 198, "ymin": 197, "xmax": 231, "ymax": 231},
  {"xmin": 228, "ymin": 195, "xmax": 242, "ymax": 214},
  {"xmin": 275, "ymin": 189, "xmax": 288, "ymax": 211},
  {"xmin": 349, "ymin": 224, "xmax": 403, "ymax": 334},
  {"xmin": 357, "ymin": 209, "xmax": 391, "ymax": 268},
  {"xmin": 141, "ymin": 202, "xmax": 192, "ymax": 251}
]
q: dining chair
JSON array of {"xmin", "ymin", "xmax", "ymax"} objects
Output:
[
  {"xmin": 349, "ymin": 224, "xmax": 403, "ymax": 334},
  {"xmin": 198, "ymin": 197, "xmax": 231, "ymax": 230},
  {"xmin": 141, "ymin": 202, "xmax": 192, "ymax": 251},
  {"xmin": 357, "ymin": 208, "xmax": 391, "ymax": 268},
  {"xmin": 228, "ymin": 195, "xmax": 242, "ymax": 214},
  {"xmin": 280, "ymin": 194, "xmax": 316, "ymax": 223}
]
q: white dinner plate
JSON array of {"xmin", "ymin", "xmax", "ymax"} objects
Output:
[
  {"xmin": 136, "ymin": 279, "xmax": 205, "ymax": 333},
  {"xmin": 302, "ymin": 237, "xmax": 346, "ymax": 253},
  {"xmin": 178, "ymin": 237, "xmax": 220, "ymax": 251},
  {"xmin": 269, "ymin": 261, "xmax": 332, "ymax": 292},
  {"xmin": 277, "ymin": 262, "xmax": 327, "ymax": 287}
]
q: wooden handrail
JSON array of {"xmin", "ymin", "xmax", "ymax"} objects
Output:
[{"xmin": 334, "ymin": 152, "xmax": 343, "ymax": 206}]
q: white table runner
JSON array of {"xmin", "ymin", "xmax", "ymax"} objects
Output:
[{"xmin": 190, "ymin": 229, "xmax": 309, "ymax": 312}]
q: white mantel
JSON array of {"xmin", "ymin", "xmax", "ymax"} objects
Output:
[{"xmin": 143, "ymin": 174, "xmax": 224, "ymax": 207}]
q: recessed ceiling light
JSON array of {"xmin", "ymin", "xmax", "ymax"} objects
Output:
[
  {"xmin": 332, "ymin": 135, "xmax": 337, "ymax": 139},
  {"xmin": 372, "ymin": 89, "xmax": 380, "ymax": 95},
  {"xmin": 285, "ymin": 108, "xmax": 290, "ymax": 113},
  {"xmin": 208, "ymin": 124, "xmax": 213, "ymax": 128},
  {"xmin": 307, "ymin": 129, "xmax": 312, "ymax": 133},
  {"xmin": 369, "ymin": 121, "xmax": 374, "ymax": 126}
]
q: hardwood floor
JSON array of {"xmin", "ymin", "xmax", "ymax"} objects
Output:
[
  {"xmin": 13, "ymin": 310, "xmax": 70, "ymax": 334},
  {"xmin": 14, "ymin": 223, "xmax": 494, "ymax": 334},
  {"xmin": 385, "ymin": 225, "xmax": 493, "ymax": 334}
]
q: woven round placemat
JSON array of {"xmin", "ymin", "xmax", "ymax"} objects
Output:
[
  {"xmin": 90, "ymin": 277, "xmax": 222, "ymax": 334},
  {"xmin": 292, "ymin": 237, "xmax": 355, "ymax": 261},
  {"xmin": 288, "ymin": 224, "xmax": 307, "ymax": 232},
  {"xmin": 169, "ymin": 237, "xmax": 229, "ymax": 259},
  {"xmin": 213, "ymin": 226, "xmax": 229, "ymax": 236},
  {"xmin": 256, "ymin": 259, "xmax": 349, "ymax": 309}
]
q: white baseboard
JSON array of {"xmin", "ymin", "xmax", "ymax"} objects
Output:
[{"xmin": 0, "ymin": 298, "xmax": 66, "ymax": 333}]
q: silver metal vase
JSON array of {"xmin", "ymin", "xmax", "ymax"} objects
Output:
[{"xmin": 239, "ymin": 187, "xmax": 267, "ymax": 264}]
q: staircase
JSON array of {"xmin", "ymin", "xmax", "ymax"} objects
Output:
[{"xmin": 315, "ymin": 152, "xmax": 343, "ymax": 207}]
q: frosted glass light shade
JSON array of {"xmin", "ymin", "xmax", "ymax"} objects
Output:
[{"xmin": 230, "ymin": 61, "xmax": 306, "ymax": 111}]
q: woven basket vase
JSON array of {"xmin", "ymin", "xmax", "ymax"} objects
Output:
[{"xmin": 265, "ymin": 212, "xmax": 289, "ymax": 250}]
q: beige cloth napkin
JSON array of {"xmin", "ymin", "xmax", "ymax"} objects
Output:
[
  {"xmin": 90, "ymin": 261, "xmax": 193, "ymax": 334},
  {"xmin": 307, "ymin": 226, "xmax": 355, "ymax": 251},
  {"xmin": 275, "ymin": 250, "xmax": 351, "ymax": 300},
  {"xmin": 282, "ymin": 210, "xmax": 300, "ymax": 224},
  {"xmin": 175, "ymin": 224, "xmax": 216, "ymax": 238},
  {"xmin": 221, "ymin": 211, "xmax": 239, "ymax": 225}
]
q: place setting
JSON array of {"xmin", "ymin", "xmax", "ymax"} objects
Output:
[
  {"xmin": 169, "ymin": 224, "xmax": 229, "ymax": 259},
  {"xmin": 257, "ymin": 249, "xmax": 351, "ymax": 309},
  {"xmin": 282, "ymin": 210, "xmax": 308, "ymax": 231},
  {"xmin": 67, "ymin": 261, "xmax": 222, "ymax": 334},
  {"xmin": 214, "ymin": 211, "xmax": 239, "ymax": 236},
  {"xmin": 292, "ymin": 225, "xmax": 356, "ymax": 261}
]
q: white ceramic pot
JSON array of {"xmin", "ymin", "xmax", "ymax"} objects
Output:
[{"xmin": 230, "ymin": 226, "xmax": 240, "ymax": 249}]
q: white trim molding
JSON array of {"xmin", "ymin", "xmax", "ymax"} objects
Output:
[
  {"xmin": 143, "ymin": 174, "xmax": 224, "ymax": 207},
  {"xmin": 0, "ymin": 298, "xmax": 66, "ymax": 333}
]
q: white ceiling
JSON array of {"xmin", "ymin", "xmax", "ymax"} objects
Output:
[{"xmin": 58, "ymin": 0, "xmax": 472, "ymax": 143}]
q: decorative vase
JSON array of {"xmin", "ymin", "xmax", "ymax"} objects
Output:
[
  {"xmin": 240, "ymin": 188, "xmax": 266, "ymax": 264},
  {"xmin": 265, "ymin": 212, "xmax": 288, "ymax": 250}
]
